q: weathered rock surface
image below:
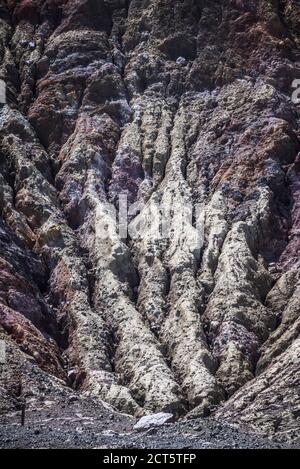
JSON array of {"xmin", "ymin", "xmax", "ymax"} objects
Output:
[
  {"xmin": 133, "ymin": 412, "xmax": 174, "ymax": 431},
  {"xmin": 0, "ymin": 0, "xmax": 300, "ymax": 446}
]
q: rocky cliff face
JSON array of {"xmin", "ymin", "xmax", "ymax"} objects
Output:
[{"xmin": 0, "ymin": 0, "xmax": 299, "ymax": 444}]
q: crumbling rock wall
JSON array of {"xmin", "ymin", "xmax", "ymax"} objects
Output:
[{"xmin": 0, "ymin": 0, "xmax": 299, "ymax": 441}]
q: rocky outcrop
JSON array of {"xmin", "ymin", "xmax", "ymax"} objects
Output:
[{"xmin": 0, "ymin": 0, "xmax": 299, "ymax": 443}]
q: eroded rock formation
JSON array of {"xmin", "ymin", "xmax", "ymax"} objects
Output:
[{"xmin": 0, "ymin": 0, "xmax": 299, "ymax": 443}]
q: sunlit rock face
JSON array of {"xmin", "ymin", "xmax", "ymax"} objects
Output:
[{"xmin": 0, "ymin": 0, "xmax": 299, "ymax": 442}]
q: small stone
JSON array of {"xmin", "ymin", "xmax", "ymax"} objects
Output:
[
  {"xmin": 176, "ymin": 56, "xmax": 187, "ymax": 66},
  {"xmin": 133, "ymin": 412, "xmax": 174, "ymax": 431},
  {"xmin": 68, "ymin": 395, "xmax": 78, "ymax": 403}
]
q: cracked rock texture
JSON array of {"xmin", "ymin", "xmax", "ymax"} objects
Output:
[{"xmin": 0, "ymin": 0, "xmax": 300, "ymax": 444}]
